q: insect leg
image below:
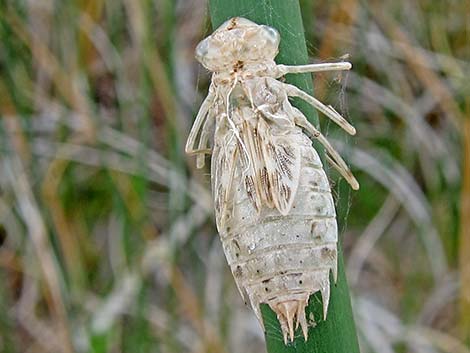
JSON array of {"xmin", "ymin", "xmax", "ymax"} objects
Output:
[
  {"xmin": 185, "ymin": 89, "xmax": 216, "ymax": 155},
  {"xmin": 195, "ymin": 108, "xmax": 215, "ymax": 168},
  {"xmin": 283, "ymin": 82, "xmax": 356, "ymax": 135},
  {"xmin": 275, "ymin": 62, "xmax": 351, "ymax": 78},
  {"xmin": 293, "ymin": 109, "xmax": 359, "ymax": 190}
]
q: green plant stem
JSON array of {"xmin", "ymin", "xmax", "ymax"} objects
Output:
[{"xmin": 208, "ymin": 1, "xmax": 361, "ymax": 352}]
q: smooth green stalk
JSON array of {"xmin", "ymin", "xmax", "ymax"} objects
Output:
[{"xmin": 208, "ymin": 1, "xmax": 361, "ymax": 352}]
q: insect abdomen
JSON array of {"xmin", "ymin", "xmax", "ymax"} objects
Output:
[{"xmin": 219, "ymin": 132, "xmax": 338, "ymax": 337}]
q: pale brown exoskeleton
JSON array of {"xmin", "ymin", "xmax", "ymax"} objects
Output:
[{"xmin": 186, "ymin": 17, "xmax": 359, "ymax": 344}]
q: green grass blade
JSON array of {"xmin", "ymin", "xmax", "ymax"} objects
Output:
[{"xmin": 208, "ymin": 1, "xmax": 361, "ymax": 352}]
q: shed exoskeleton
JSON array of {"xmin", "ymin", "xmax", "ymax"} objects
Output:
[{"xmin": 186, "ymin": 17, "xmax": 358, "ymax": 344}]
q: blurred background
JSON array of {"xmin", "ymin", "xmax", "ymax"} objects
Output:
[{"xmin": 0, "ymin": 0, "xmax": 468, "ymax": 352}]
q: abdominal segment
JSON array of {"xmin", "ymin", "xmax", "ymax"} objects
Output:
[{"xmin": 217, "ymin": 132, "xmax": 338, "ymax": 343}]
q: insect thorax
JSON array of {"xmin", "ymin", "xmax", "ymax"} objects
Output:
[{"xmin": 212, "ymin": 60, "xmax": 277, "ymax": 85}]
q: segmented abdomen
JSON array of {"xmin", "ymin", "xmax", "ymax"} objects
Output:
[{"xmin": 217, "ymin": 131, "xmax": 338, "ymax": 327}]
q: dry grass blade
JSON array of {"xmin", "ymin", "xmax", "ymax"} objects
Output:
[
  {"xmin": 335, "ymin": 141, "xmax": 448, "ymax": 278},
  {"xmin": 2, "ymin": 156, "xmax": 74, "ymax": 353}
]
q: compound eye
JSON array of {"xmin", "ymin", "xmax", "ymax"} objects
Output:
[
  {"xmin": 195, "ymin": 38, "xmax": 209, "ymax": 61},
  {"xmin": 261, "ymin": 25, "xmax": 280, "ymax": 45}
]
